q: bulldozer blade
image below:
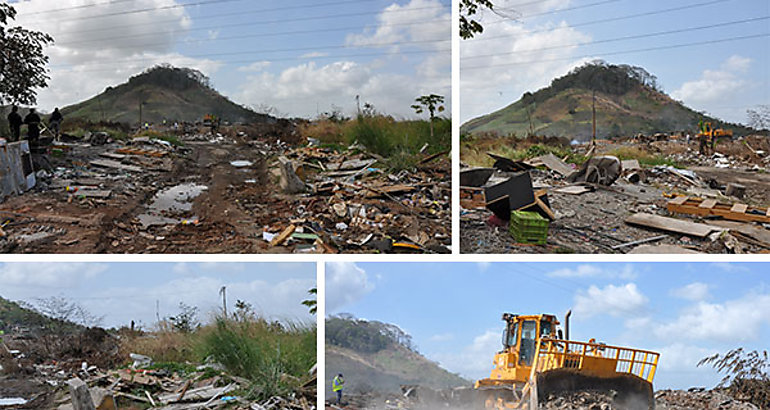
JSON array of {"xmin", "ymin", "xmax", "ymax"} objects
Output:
[{"xmin": 536, "ymin": 369, "xmax": 654, "ymax": 410}]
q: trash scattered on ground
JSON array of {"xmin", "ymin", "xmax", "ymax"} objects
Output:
[
  {"xmin": 462, "ymin": 135, "xmax": 770, "ymax": 254},
  {"xmin": 0, "ymin": 121, "xmax": 449, "ymax": 253}
]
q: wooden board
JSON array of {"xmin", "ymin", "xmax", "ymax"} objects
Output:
[
  {"xmin": 536, "ymin": 153, "xmax": 574, "ymax": 176},
  {"xmin": 621, "ymin": 159, "xmax": 641, "ymax": 170},
  {"xmin": 552, "ymin": 185, "xmax": 592, "ymax": 195},
  {"xmin": 89, "ymin": 159, "xmax": 142, "ymax": 173},
  {"xmin": 628, "ymin": 244, "xmax": 702, "ymax": 254},
  {"xmin": 667, "ymin": 197, "xmax": 770, "ymax": 224},
  {"xmin": 625, "ymin": 213, "xmax": 718, "ymax": 238},
  {"xmin": 669, "ymin": 196, "xmax": 689, "ymax": 206}
]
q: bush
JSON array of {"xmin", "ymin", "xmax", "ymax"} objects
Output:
[{"xmin": 699, "ymin": 348, "xmax": 770, "ymax": 408}]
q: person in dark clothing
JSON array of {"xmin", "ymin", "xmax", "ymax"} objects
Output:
[
  {"xmin": 24, "ymin": 108, "xmax": 41, "ymax": 144},
  {"xmin": 49, "ymin": 107, "xmax": 63, "ymax": 139},
  {"xmin": 7, "ymin": 106, "xmax": 22, "ymax": 142}
]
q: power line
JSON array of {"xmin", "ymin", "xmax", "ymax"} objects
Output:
[
  {"xmin": 48, "ymin": 37, "xmax": 449, "ymax": 71},
  {"xmin": 38, "ymin": 0, "xmax": 390, "ymax": 38},
  {"xmin": 50, "ymin": 48, "xmax": 451, "ymax": 75},
  {"xmin": 468, "ymin": 0, "xmax": 732, "ymax": 42},
  {"xmin": 19, "ymin": 0, "xmax": 250, "ymax": 23},
  {"xmin": 52, "ymin": 5, "xmax": 448, "ymax": 47},
  {"xmin": 19, "ymin": 0, "xmax": 148, "ymax": 16},
  {"xmin": 461, "ymin": 15, "xmax": 770, "ymax": 60},
  {"xmin": 461, "ymin": 32, "xmax": 769, "ymax": 70}
]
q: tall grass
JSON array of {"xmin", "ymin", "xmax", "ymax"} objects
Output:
[
  {"xmin": 197, "ymin": 318, "xmax": 316, "ymax": 400},
  {"xmin": 120, "ymin": 317, "xmax": 316, "ymax": 401},
  {"xmin": 299, "ymin": 115, "xmax": 451, "ymax": 169}
]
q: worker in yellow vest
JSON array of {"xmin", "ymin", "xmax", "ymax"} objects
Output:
[{"xmin": 332, "ymin": 373, "xmax": 344, "ymax": 405}]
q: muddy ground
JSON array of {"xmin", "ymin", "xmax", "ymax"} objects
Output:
[
  {"xmin": 461, "ymin": 136, "xmax": 770, "ymax": 254},
  {"xmin": 0, "ymin": 128, "xmax": 450, "ymax": 253}
]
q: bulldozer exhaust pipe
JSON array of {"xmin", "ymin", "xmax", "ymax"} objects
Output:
[{"xmin": 564, "ymin": 310, "xmax": 571, "ymax": 340}]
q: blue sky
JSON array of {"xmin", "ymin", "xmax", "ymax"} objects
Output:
[
  {"xmin": 0, "ymin": 262, "xmax": 316, "ymax": 329},
  {"xmin": 461, "ymin": 0, "xmax": 769, "ymax": 125},
  {"xmin": 327, "ymin": 262, "xmax": 770, "ymax": 391},
  {"xmin": 10, "ymin": 0, "xmax": 450, "ymax": 118}
]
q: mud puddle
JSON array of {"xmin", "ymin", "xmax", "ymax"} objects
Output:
[{"xmin": 137, "ymin": 182, "xmax": 208, "ymax": 228}]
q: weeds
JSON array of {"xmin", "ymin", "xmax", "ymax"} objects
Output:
[
  {"xmin": 698, "ymin": 348, "xmax": 770, "ymax": 408},
  {"xmin": 605, "ymin": 146, "xmax": 679, "ymax": 167},
  {"xmin": 197, "ymin": 318, "xmax": 316, "ymax": 400}
]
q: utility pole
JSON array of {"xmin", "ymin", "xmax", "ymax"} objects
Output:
[
  {"xmin": 591, "ymin": 88, "xmax": 597, "ymax": 144},
  {"xmin": 155, "ymin": 300, "xmax": 160, "ymax": 324},
  {"xmin": 355, "ymin": 95, "xmax": 361, "ymax": 117},
  {"xmin": 139, "ymin": 102, "xmax": 143, "ymax": 127},
  {"xmin": 219, "ymin": 286, "xmax": 227, "ymax": 318}
]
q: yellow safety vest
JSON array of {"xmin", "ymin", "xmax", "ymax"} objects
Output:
[{"xmin": 332, "ymin": 376, "xmax": 344, "ymax": 392}]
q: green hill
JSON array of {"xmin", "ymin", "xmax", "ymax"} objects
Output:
[
  {"xmin": 325, "ymin": 315, "xmax": 469, "ymax": 395},
  {"xmin": 61, "ymin": 65, "xmax": 271, "ymax": 125},
  {"xmin": 0, "ymin": 296, "xmax": 77, "ymax": 332},
  {"xmin": 461, "ymin": 61, "xmax": 753, "ymax": 140}
]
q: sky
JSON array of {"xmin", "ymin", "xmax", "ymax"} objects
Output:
[
  {"xmin": 0, "ymin": 262, "xmax": 316, "ymax": 329},
  {"xmin": 7, "ymin": 0, "xmax": 450, "ymax": 119},
  {"xmin": 327, "ymin": 261, "xmax": 770, "ymax": 391},
  {"xmin": 460, "ymin": 0, "xmax": 770, "ymax": 125}
]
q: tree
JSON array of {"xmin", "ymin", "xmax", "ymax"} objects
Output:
[
  {"xmin": 747, "ymin": 105, "xmax": 770, "ymax": 131},
  {"xmin": 168, "ymin": 302, "xmax": 200, "ymax": 333},
  {"xmin": 233, "ymin": 299, "xmax": 255, "ymax": 322},
  {"xmin": 460, "ymin": 0, "xmax": 494, "ymax": 39},
  {"xmin": 0, "ymin": 3, "xmax": 54, "ymax": 105},
  {"xmin": 699, "ymin": 348, "xmax": 770, "ymax": 408},
  {"xmin": 411, "ymin": 94, "xmax": 445, "ymax": 139},
  {"xmin": 302, "ymin": 288, "xmax": 317, "ymax": 315}
]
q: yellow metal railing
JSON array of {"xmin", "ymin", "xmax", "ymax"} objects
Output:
[{"xmin": 530, "ymin": 338, "xmax": 659, "ymax": 383}]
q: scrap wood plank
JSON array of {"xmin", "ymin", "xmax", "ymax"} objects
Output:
[
  {"xmin": 625, "ymin": 213, "xmax": 719, "ymax": 238},
  {"xmin": 552, "ymin": 185, "xmax": 593, "ymax": 195},
  {"xmin": 536, "ymin": 153, "xmax": 574, "ymax": 177},
  {"xmin": 116, "ymin": 147, "xmax": 167, "ymax": 157},
  {"xmin": 364, "ymin": 184, "xmax": 416, "ymax": 198},
  {"xmin": 71, "ymin": 189, "xmax": 112, "ymax": 199},
  {"xmin": 669, "ymin": 195, "xmax": 689, "ymax": 206},
  {"xmin": 89, "ymin": 159, "xmax": 142, "ymax": 173},
  {"xmin": 667, "ymin": 197, "xmax": 770, "ymax": 223},
  {"xmin": 270, "ymin": 224, "xmax": 296, "ymax": 246},
  {"xmin": 628, "ymin": 244, "xmax": 702, "ymax": 254},
  {"xmin": 99, "ymin": 152, "xmax": 127, "ymax": 160}
]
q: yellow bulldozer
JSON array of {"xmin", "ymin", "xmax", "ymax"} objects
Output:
[{"xmin": 474, "ymin": 312, "xmax": 659, "ymax": 410}]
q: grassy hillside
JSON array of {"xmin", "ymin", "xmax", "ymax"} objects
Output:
[
  {"xmin": 325, "ymin": 316, "xmax": 469, "ymax": 395},
  {"xmin": 0, "ymin": 296, "xmax": 77, "ymax": 332},
  {"xmin": 61, "ymin": 65, "xmax": 271, "ymax": 125},
  {"xmin": 461, "ymin": 61, "xmax": 753, "ymax": 140}
]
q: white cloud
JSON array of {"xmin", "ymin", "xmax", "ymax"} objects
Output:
[
  {"xmin": 0, "ymin": 262, "xmax": 108, "ymax": 288},
  {"xmin": 547, "ymin": 264, "xmax": 637, "ymax": 280},
  {"xmin": 671, "ymin": 55, "xmax": 752, "ymax": 109},
  {"xmin": 431, "ymin": 330, "xmax": 500, "ymax": 379},
  {"xmin": 300, "ymin": 52, "xmax": 329, "ymax": 59},
  {"xmin": 345, "ymin": 0, "xmax": 449, "ymax": 53},
  {"xmin": 671, "ymin": 282, "xmax": 710, "ymax": 301},
  {"xmin": 326, "ymin": 262, "xmax": 375, "ymax": 313},
  {"xmin": 476, "ymin": 262, "xmax": 491, "ymax": 272},
  {"xmin": 709, "ymin": 262, "xmax": 749, "ymax": 273},
  {"xmin": 654, "ymin": 292, "xmax": 770, "ymax": 343},
  {"xmin": 574, "ymin": 283, "xmax": 648, "ymax": 318},
  {"xmin": 460, "ymin": 17, "xmax": 592, "ymax": 122}
]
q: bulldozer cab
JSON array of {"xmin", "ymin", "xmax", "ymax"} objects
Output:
[{"xmin": 499, "ymin": 314, "xmax": 559, "ymax": 369}]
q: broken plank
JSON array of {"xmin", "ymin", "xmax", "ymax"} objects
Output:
[
  {"xmin": 625, "ymin": 213, "xmax": 719, "ymax": 238},
  {"xmin": 628, "ymin": 244, "xmax": 702, "ymax": 254},
  {"xmin": 621, "ymin": 159, "xmax": 641, "ymax": 170},
  {"xmin": 270, "ymin": 224, "xmax": 296, "ymax": 246},
  {"xmin": 364, "ymin": 184, "xmax": 416, "ymax": 198},
  {"xmin": 552, "ymin": 185, "xmax": 592, "ymax": 195},
  {"xmin": 536, "ymin": 153, "xmax": 574, "ymax": 176},
  {"xmin": 699, "ymin": 199, "xmax": 717, "ymax": 209},
  {"xmin": 89, "ymin": 159, "xmax": 142, "ymax": 172},
  {"xmin": 611, "ymin": 235, "xmax": 668, "ymax": 250},
  {"xmin": 99, "ymin": 152, "xmax": 127, "ymax": 160},
  {"xmin": 669, "ymin": 195, "xmax": 689, "ymax": 206},
  {"xmin": 731, "ymin": 203, "xmax": 748, "ymax": 213}
]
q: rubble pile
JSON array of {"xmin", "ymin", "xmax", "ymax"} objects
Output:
[
  {"xmin": 260, "ymin": 146, "xmax": 451, "ymax": 254},
  {"xmin": 461, "ymin": 135, "xmax": 770, "ymax": 254},
  {"xmin": 1, "ymin": 331, "xmax": 317, "ymax": 409},
  {"xmin": 0, "ymin": 122, "xmax": 449, "ymax": 253},
  {"xmin": 655, "ymin": 388, "xmax": 760, "ymax": 410},
  {"xmin": 541, "ymin": 390, "xmax": 616, "ymax": 409}
]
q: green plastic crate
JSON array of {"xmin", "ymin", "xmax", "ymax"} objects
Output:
[{"xmin": 509, "ymin": 210, "xmax": 549, "ymax": 245}]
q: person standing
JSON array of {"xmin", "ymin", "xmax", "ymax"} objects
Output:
[
  {"xmin": 6, "ymin": 106, "xmax": 22, "ymax": 142},
  {"xmin": 332, "ymin": 373, "xmax": 345, "ymax": 405},
  {"xmin": 23, "ymin": 108, "xmax": 41, "ymax": 144},
  {"xmin": 49, "ymin": 107, "xmax": 63, "ymax": 140}
]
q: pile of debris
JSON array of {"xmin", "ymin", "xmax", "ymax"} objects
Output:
[
  {"xmin": 461, "ymin": 136, "xmax": 770, "ymax": 254},
  {"xmin": 0, "ymin": 122, "xmax": 449, "ymax": 253},
  {"xmin": 1, "ymin": 331, "xmax": 316, "ymax": 409},
  {"xmin": 655, "ymin": 388, "xmax": 760, "ymax": 409},
  {"xmin": 261, "ymin": 146, "xmax": 451, "ymax": 254}
]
